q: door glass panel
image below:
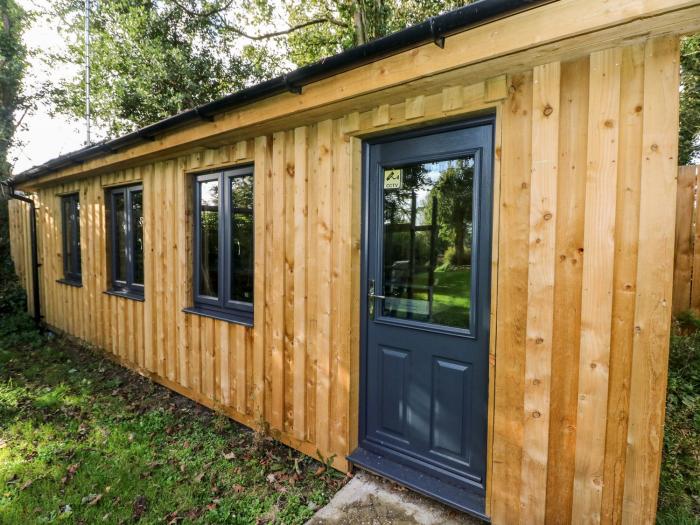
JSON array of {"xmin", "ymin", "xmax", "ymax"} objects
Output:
[
  {"xmin": 199, "ymin": 179, "xmax": 219, "ymax": 298},
  {"xmin": 381, "ymin": 156, "xmax": 475, "ymax": 330}
]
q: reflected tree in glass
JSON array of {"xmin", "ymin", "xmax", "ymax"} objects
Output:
[{"xmin": 199, "ymin": 180, "xmax": 219, "ymax": 298}]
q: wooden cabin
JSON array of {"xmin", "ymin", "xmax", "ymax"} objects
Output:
[{"xmin": 8, "ymin": 0, "xmax": 700, "ymax": 522}]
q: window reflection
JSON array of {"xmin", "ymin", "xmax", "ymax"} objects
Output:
[
  {"xmin": 382, "ymin": 157, "xmax": 475, "ymax": 330},
  {"xmin": 114, "ymin": 192, "xmax": 127, "ymax": 282},
  {"xmin": 132, "ymin": 190, "xmax": 144, "ymax": 285},
  {"xmin": 230, "ymin": 175, "xmax": 254, "ymax": 303},
  {"xmin": 199, "ymin": 180, "xmax": 219, "ymax": 298}
]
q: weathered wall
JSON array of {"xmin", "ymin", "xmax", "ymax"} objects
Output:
[
  {"xmin": 8, "ymin": 199, "xmax": 35, "ymax": 316},
  {"xmin": 490, "ymin": 38, "xmax": 680, "ymax": 524},
  {"xmin": 9, "ymin": 35, "xmax": 681, "ymax": 524}
]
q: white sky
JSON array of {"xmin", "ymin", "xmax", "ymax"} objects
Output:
[
  {"xmin": 10, "ymin": 0, "xmax": 290, "ymax": 175},
  {"xmin": 11, "ymin": 0, "xmax": 97, "ymax": 174}
]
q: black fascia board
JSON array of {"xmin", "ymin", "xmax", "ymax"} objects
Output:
[{"xmin": 13, "ymin": 0, "xmax": 546, "ymax": 185}]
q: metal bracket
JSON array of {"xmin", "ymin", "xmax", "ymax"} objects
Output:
[
  {"xmin": 137, "ymin": 131, "xmax": 156, "ymax": 142},
  {"xmin": 429, "ymin": 18, "xmax": 446, "ymax": 48},
  {"xmin": 284, "ymin": 74, "xmax": 303, "ymax": 95},
  {"xmin": 196, "ymin": 108, "xmax": 215, "ymax": 122}
]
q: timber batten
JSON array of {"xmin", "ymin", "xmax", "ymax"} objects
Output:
[{"xmin": 8, "ymin": 0, "xmax": 696, "ymax": 522}]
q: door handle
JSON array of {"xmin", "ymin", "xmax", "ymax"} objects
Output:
[
  {"xmin": 368, "ymin": 280, "xmax": 384, "ymax": 319},
  {"xmin": 368, "ymin": 279, "xmax": 385, "ymax": 300}
]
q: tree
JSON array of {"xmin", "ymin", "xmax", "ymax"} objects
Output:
[
  {"xmin": 282, "ymin": 0, "xmax": 471, "ymax": 66},
  {"xmin": 680, "ymin": 35, "xmax": 700, "ymax": 165},
  {"xmin": 49, "ymin": 0, "xmax": 283, "ymax": 138},
  {"xmin": 0, "ymin": 0, "xmax": 27, "ymax": 178},
  {"xmin": 47, "ymin": 0, "xmax": 474, "ymax": 135},
  {"xmin": 427, "ymin": 159, "xmax": 474, "ymax": 266}
]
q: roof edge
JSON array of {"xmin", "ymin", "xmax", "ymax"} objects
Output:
[{"xmin": 13, "ymin": 0, "xmax": 546, "ymax": 185}]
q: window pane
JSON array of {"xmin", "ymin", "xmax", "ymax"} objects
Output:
[
  {"xmin": 62, "ymin": 195, "xmax": 81, "ymax": 279},
  {"xmin": 199, "ymin": 179, "xmax": 219, "ymax": 298},
  {"xmin": 114, "ymin": 192, "xmax": 127, "ymax": 282},
  {"xmin": 74, "ymin": 198, "xmax": 81, "ymax": 276},
  {"xmin": 230, "ymin": 175, "xmax": 254, "ymax": 303},
  {"xmin": 131, "ymin": 190, "xmax": 144, "ymax": 285},
  {"xmin": 381, "ymin": 157, "xmax": 475, "ymax": 330},
  {"xmin": 63, "ymin": 197, "xmax": 73, "ymax": 274}
]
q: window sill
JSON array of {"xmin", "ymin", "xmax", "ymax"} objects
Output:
[
  {"xmin": 104, "ymin": 289, "xmax": 145, "ymax": 302},
  {"xmin": 183, "ymin": 306, "xmax": 253, "ymax": 327},
  {"xmin": 56, "ymin": 278, "xmax": 82, "ymax": 288}
]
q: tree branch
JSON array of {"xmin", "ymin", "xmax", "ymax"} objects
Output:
[
  {"xmin": 220, "ymin": 17, "xmax": 349, "ymax": 40},
  {"xmin": 170, "ymin": 0, "xmax": 348, "ymax": 40}
]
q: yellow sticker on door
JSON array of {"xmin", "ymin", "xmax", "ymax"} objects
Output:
[{"xmin": 384, "ymin": 169, "xmax": 403, "ymax": 190}]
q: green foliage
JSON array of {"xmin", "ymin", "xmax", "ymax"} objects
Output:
[
  {"xmin": 657, "ymin": 314, "xmax": 700, "ymax": 523},
  {"xmin": 283, "ymin": 0, "xmax": 472, "ymax": 66},
  {"xmin": 680, "ymin": 35, "xmax": 700, "ymax": 165},
  {"xmin": 49, "ymin": 0, "xmax": 281, "ymax": 137},
  {"xmin": 47, "ymin": 0, "xmax": 478, "ymax": 134},
  {"xmin": 0, "ymin": 0, "xmax": 28, "ymax": 178}
]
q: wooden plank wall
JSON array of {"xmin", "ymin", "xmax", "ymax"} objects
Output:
[
  {"xmin": 491, "ymin": 36, "xmax": 680, "ymax": 524},
  {"xmin": 23, "ymin": 131, "xmax": 360, "ymax": 472},
  {"xmin": 7, "ymin": 199, "xmax": 35, "ymax": 316},
  {"xmin": 673, "ymin": 165, "xmax": 700, "ymax": 314},
  {"xmin": 7, "ymin": 35, "xmax": 682, "ymax": 524}
]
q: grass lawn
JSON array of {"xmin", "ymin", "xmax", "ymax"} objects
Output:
[{"xmin": 0, "ymin": 312, "xmax": 346, "ymax": 524}]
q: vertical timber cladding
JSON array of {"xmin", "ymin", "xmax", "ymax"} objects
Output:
[
  {"xmin": 491, "ymin": 36, "xmax": 680, "ymax": 524},
  {"xmin": 7, "ymin": 199, "xmax": 35, "ymax": 316},
  {"xmin": 7, "ymin": 35, "xmax": 682, "ymax": 524},
  {"xmin": 26, "ymin": 127, "xmax": 360, "ymax": 472}
]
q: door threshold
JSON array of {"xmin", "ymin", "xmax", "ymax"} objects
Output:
[{"xmin": 347, "ymin": 447, "xmax": 490, "ymax": 523}]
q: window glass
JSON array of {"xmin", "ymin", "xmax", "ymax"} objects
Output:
[
  {"xmin": 193, "ymin": 167, "xmax": 254, "ymax": 322},
  {"xmin": 230, "ymin": 174, "xmax": 254, "ymax": 303},
  {"xmin": 132, "ymin": 190, "xmax": 144, "ymax": 285},
  {"xmin": 381, "ymin": 157, "xmax": 475, "ymax": 330},
  {"xmin": 114, "ymin": 191, "xmax": 127, "ymax": 282},
  {"xmin": 75, "ymin": 199, "xmax": 81, "ymax": 276},
  {"xmin": 199, "ymin": 179, "xmax": 219, "ymax": 298},
  {"xmin": 107, "ymin": 184, "xmax": 144, "ymax": 296},
  {"xmin": 63, "ymin": 197, "xmax": 73, "ymax": 269},
  {"xmin": 61, "ymin": 194, "xmax": 81, "ymax": 282}
]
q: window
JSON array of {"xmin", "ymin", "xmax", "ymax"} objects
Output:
[
  {"xmin": 60, "ymin": 193, "xmax": 81, "ymax": 285},
  {"xmin": 191, "ymin": 166, "xmax": 254, "ymax": 324},
  {"xmin": 106, "ymin": 184, "xmax": 144, "ymax": 298}
]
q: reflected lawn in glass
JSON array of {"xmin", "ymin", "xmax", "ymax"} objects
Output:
[{"xmin": 381, "ymin": 156, "xmax": 475, "ymax": 330}]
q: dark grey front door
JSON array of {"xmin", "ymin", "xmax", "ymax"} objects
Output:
[{"xmin": 350, "ymin": 119, "xmax": 493, "ymax": 517}]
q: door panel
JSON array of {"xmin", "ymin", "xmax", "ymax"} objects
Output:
[{"xmin": 351, "ymin": 119, "xmax": 494, "ymax": 515}]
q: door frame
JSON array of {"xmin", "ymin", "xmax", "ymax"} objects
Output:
[{"xmin": 353, "ymin": 114, "xmax": 496, "ymax": 517}]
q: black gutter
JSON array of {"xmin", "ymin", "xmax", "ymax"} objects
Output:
[
  {"xmin": 13, "ymin": 0, "xmax": 547, "ymax": 185},
  {"xmin": 3, "ymin": 181, "xmax": 41, "ymax": 325}
]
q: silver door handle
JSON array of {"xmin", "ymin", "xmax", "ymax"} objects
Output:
[{"xmin": 368, "ymin": 292, "xmax": 386, "ymax": 300}]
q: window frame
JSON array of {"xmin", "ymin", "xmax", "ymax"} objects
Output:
[
  {"xmin": 192, "ymin": 165, "xmax": 254, "ymax": 325},
  {"xmin": 106, "ymin": 184, "xmax": 144, "ymax": 299},
  {"xmin": 60, "ymin": 192, "xmax": 82, "ymax": 285}
]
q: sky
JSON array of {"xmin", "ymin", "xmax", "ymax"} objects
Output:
[
  {"xmin": 11, "ymin": 0, "xmax": 99, "ymax": 174},
  {"xmin": 10, "ymin": 0, "xmax": 290, "ymax": 175}
]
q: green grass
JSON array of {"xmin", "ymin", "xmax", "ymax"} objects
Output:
[
  {"xmin": 387, "ymin": 267, "xmax": 471, "ymax": 328},
  {"xmin": 657, "ymin": 312, "xmax": 700, "ymax": 524},
  {"xmin": 0, "ymin": 314, "xmax": 345, "ymax": 524}
]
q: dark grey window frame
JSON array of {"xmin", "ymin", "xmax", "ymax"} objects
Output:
[
  {"xmin": 59, "ymin": 192, "xmax": 82, "ymax": 285},
  {"xmin": 106, "ymin": 184, "xmax": 144, "ymax": 299},
  {"xmin": 189, "ymin": 165, "xmax": 254, "ymax": 325}
]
